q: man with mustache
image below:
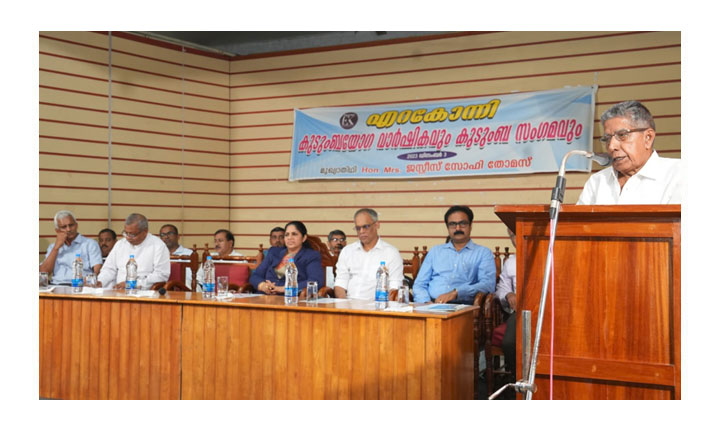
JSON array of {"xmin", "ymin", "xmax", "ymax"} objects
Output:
[
  {"xmin": 577, "ymin": 100, "xmax": 682, "ymax": 205},
  {"xmin": 195, "ymin": 229, "xmax": 244, "ymax": 291},
  {"xmin": 412, "ymin": 206, "xmax": 496, "ymax": 304}
]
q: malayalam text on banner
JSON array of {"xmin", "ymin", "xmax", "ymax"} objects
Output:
[{"xmin": 289, "ymin": 86, "xmax": 597, "ymax": 180}]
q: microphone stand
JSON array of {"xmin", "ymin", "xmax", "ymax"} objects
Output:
[{"xmin": 489, "ymin": 150, "xmax": 601, "ymax": 400}]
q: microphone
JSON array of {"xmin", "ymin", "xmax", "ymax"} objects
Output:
[
  {"xmin": 158, "ymin": 287, "xmax": 167, "ymax": 295},
  {"xmin": 549, "ymin": 151, "xmax": 608, "ymax": 219},
  {"xmin": 591, "ymin": 152, "xmax": 611, "ymax": 167}
]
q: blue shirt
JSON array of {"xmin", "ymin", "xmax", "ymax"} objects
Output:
[
  {"xmin": 44, "ymin": 234, "xmax": 103, "ymax": 284},
  {"xmin": 412, "ymin": 239, "xmax": 496, "ymax": 304}
]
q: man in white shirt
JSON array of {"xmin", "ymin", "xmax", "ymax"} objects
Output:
[
  {"xmin": 98, "ymin": 213, "xmax": 170, "ymax": 289},
  {"xmin": 577, "ymin": 100, "xmax": 682, "ymax": 205},
  {"xmin": 334, "ymin": 208, "xmax": 403, "ymax": 300},
  {"xmin": 159, "ymin": 224, "xmax": 193, "ymax": 256}
]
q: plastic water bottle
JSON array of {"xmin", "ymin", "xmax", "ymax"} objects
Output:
[
  {"xmin": 284, "ymin": 258, "xmax": 298, "ymax": 305},
  {"xmin": 71, "ymin": 253, "xmax": 83, "ymax": 293},
  {"xmin": 202, "ymin": 256, "xmax": 215, "ymax": 299},
  {"xmin": 375, "ymin": 261, "xmax": 389, "ymax": 310},
  {"xmin": 126, "ymin": 255, "xmax": 138, "ymax": 295}
]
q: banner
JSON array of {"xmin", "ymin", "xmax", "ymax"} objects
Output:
[{"xmin": 289, "ymin": 86, "xmax": 597, "ymax": 180}]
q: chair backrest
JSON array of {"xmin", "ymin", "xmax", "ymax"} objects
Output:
[
  {"xmin": 493, "ymin": 246, "xmax": 512, "ymax": 281},
  {"xmin": 306, "ymin": 235, "xmax": 337, "ymax": 269},
  {"xmin": 168, "ymin": 245, "xmax": 199, "ymax": 288},
  {"xmin": 403, "ymin": 246, "xmax": 422, "ymax": 280},
  {"xmin": 200, "ymin": 244, "xmax": 265, "ymax": 288}
]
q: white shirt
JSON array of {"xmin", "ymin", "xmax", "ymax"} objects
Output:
[
  {"xmin": 194, "ymin": 250, "xmax": 244, "ymax": 291},
  {"xmin": 495, "ymin": 254, "xmax": 516, "ymax": 314},
  {"xmin": 577, "ymin": 151, "xmax": 683, "ymax": 205},
  {"xmin": 334, "ymin": 238, "xmax": 403, "ymax": 300},
  {"xmin": 172, "ymin": 244, "xmax": 193, "ymax": 256},
  {"xmin": 98, "ymin": 234, "xmax": 171, "ymax": 288}
]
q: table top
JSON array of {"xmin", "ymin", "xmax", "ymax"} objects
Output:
[{"xmin": 39, "ymin": 286, "xmax": 477, "ymax": 320}]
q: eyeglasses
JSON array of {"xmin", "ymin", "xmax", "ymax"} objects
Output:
[
  {"xmin": 447, "ymin": 221, "xmax": 470, "ymax": 228},
  {"xmin": 122, "ymin": 231, "xmax": 142, "ymax": 239},
  {"xmin": 158, "ymin": 232, "xmax": 177, "ymax": 238},
  {"xmin": 330, "ymin": 238, "xmax": 346, "ymax": 242},
  {"xmin": 354, "ymin": 222, "xmax": 376, "ymax": 232},
  {"xmin": 599, "ymin": 128, "xmax": 649, "ymax": 145}
]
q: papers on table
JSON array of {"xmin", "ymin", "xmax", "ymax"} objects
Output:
[
  {"xmin": 413, "ymin": 303, "xmax": 470, "ymax": 313},
  {"xmin": 233, "ymin": 293, "xmax": 263, "ymax": 298},
  {"xmin": 39, "ymin": 286, "xmax": 56, "ymax": 293},
  {"xmin": 126, "ymin": 289, "xmax": 157, "ymax": 298},
  {"xmin": 314, "ymin": 298, "xmax": 350, "ymax": 304},
  {"xmin": 385, "ymin": 302, "xmax": 414, "ymax": 312}
]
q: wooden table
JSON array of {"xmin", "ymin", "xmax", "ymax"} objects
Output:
[{"xmin": 39, "ymin": 288, "xmax": 476, "ymax": 399}]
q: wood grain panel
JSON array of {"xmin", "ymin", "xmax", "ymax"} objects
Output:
[
  {"xmin": 178, "ymin": 302, "xmax": 474, "ymax": 399},
  {"xmin": 39, "ymin": 297, "xmax": 181, "ymax": 399},
  {"xmin": 499, "ymin": 205, "xmax": 680, "ymax": 400}
]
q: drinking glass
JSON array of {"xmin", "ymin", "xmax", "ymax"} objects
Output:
[
  {"xmin": 306, "ymin": 281, "xmax": 318, "ymax": 304},
  {"xmin": 397, "ymin": 280, "xmax": 410, "ymax": 304},
  {"xmin": 217, "ymin": 276, "xmax": 229, "ymax": 298},
  {"xmin": 39, "ymin": 272, "xmax": 49, "ymax": 289},
  {"xmin": 84, "ymin": 274, "xmax": 97, "ymax": 288}
]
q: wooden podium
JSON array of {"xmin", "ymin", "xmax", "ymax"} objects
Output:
[{"xmin": 494, "ymin": 205, "xmax": 681, "ymax": 399}]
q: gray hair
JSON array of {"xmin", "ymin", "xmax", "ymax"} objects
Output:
[
  {"xmin": 54, "ymin": 210, "xmax": 77, "ymax": 229},
  {"xmin": 354, "ymin": 208, "xmax": 379, "ymax": 222},
  {"xmin": 600, "ymin": 100, "xmax": 656, "ymax": 130},
  {"xmin": 125, "ymin": 213, "xmax": 149, "ymax": 232}
]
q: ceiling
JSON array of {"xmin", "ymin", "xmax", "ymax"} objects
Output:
[{"xmin": 132, "ymin": 31, "xmax": 449, "ymax": 57}]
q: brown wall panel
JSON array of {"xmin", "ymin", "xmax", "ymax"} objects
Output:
[{"xmin": 39, "ymin": 31, "xmax": 680, "ymax": 266}]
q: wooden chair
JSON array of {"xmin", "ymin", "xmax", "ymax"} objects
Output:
[
  {"xmin": 299, "ymin": 235, "xmax": 335, "ymax": 299},
  {"xmin": 402, "ymin": 246, "xmax": 422, "ymax": 286},
  {"xmin": 157, "ymin": 245, "xmax": 200, "ymax": 292},
  {"xmin": 472, "ymin": 291, "xmax": 490, "ymax": 399},
  {"xmin": 211, "ymin": 244, "xmax": 264, "ymax": 293},
  {"xmin": 163, "ymin": 243, "xmax": 263, "ymax": 293},
  {"xmin": 479, "ymin": 246, "xmax": 515, "ymax": 397}
]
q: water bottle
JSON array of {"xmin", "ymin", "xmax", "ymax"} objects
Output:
[
  {"xmin": 71, "ymin": 253, "xmax": 83, "ymax": 293},
  {"xmin": 126, "ymin": 255, "xmax": 138, "ymax": 295},
  {"xmin": 284, "ymin": 258, "xmax": 298, "ymax": 305},
  {"xmin": 375, "ymin": 261, "xmax": 389, "ymax": 310},
  {"xmin": 203, "ymin": 256, "xmax": 215, "ymax": 299}
]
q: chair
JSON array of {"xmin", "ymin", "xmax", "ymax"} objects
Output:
[
  {"xmin": 212, "ymin": 244, "xmax": 264, "ymax": 293},
  {"xmin": 300, "ymin": 235, "xmax": 336, "ymax": 299},
  {"xmin": 479, "ymin": 246, "xmax": 515, "ymax": 397},
  {"xmin": 157, "ymin": 245, "xmax": 200, "ymax": 292},
  {"xmin": 162, "ymin": 243, "xmax": 263, "ymax": 293},
  {"xmin": 402, "ymin": 246, "xmax": 422, "ymax": 286}
]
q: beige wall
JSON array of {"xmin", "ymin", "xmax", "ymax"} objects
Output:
[
  {"xmin": 228, "ymin": 31, "xmax": 680, "ymax": 256},
  {"xmin": 40, "ymin": 31, "xmax": 680, "ymax": 260},
  {"xmin": 40, "ymin": 31, "xmax": 230, "ymax": 259}
]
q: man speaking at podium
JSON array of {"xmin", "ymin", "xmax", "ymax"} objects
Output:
[{"xmin": 577, "ymin": 100, "xmax": 682, "ymax": 205}]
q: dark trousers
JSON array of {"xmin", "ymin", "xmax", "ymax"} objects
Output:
[{"xmin": 501, "ymin": 312, "xmax": 516, "ymax": 375}]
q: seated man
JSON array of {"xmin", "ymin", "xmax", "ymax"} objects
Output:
[
  {"xmin": 269, "ymin": 227, "xmax": 285, "ymax": 248},
  {"xmin": 412, "ymin": 206, "xmax": 496, "ymax": 304},
  {"xmin": 577, "ymin": 100, "xmax": 682, "ymax": 205},
  {"xmin": 159, "ymin": 224, "xmax": 192, "ymax": 256},
  {"xmin": 196, "ymin": 229, "xmax": 244, "ymax": 290},
  {"xmin": 334, "ymin": 209, "xmax": 403, "ymax": 300},
  {"xmin": 98, "ymin": 213, "xmax": 170, "ymax": 289},
  {"xmin": 40, "ymin": 210, "xmax": 102, "ymax": 284},
  {"xmin": 495, "ymin": 228, "xmax": 517, "ymax": 377},
  {"xmin": 326, "ymin": 229, "xmax": 347, "ymax": 257},
  {"xmin": 97, "ymin": 228, "xmax": 117, "ymax": 260},
  {"xmin": 265, "ymin": 227, "xmax": 285, "ymax": 257}
]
